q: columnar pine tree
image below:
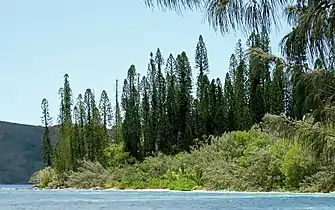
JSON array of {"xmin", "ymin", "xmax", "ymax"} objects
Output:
[
  {"xmin": 223, "ymin": 72, "xmax": 235, "ymax": 131},
  {"xmin": 261, "ymin": 31, "xmax": 272, "ymax": 114},
  {"xmin": 233, "ymin": 41, "xmax": 251, "ymax": 130},
  {"xmin": 122, "ymin": 65, "xmax": 142, "ymax": 159},
  {"xmin": 176, "ymin": 52, "xmax": 193, "ymax": 152},
  {"xmin": 99, "ymin": 90, "xmax": 113, "ymax": 130},
  {"xmin": 292, "ymin": 65, "xmax": 306, "ymax": 120},
  {"xmin": 99, "ymin": 90, "xmax": 112, "ymax": 143},
  {"xmin": 84, "ymin": 88, "xmax": 95, "ymax": 161},
  {"xmin": 214, "ymin": 78, "xmax": 227, "ymax": 135},
  {"xmin": 208, "ymin": 79, "xmax": 217, "ymax": 136},
  {"xmin": 114, "ymin": 79, "xmax": 123, "ymax": 144},
  {"xmin": 248, "ymin": 32, "xmax": 265, "ymax": 124},
  {"xmin": 146, "ymin": 53, "xmax": 158, "ymax": 156},
  {"xmin": 285, "ymin": 34, "xmax": 308, "ymax": 120},
  {"xmin": 247, "ymin": 31, "xmax": 272, "ymax": 124},
  {"xmin": 72, "ymin": 105, "xmax": 81, "ymax": 165},
  {"xmin": 229, "ymin": 54, "xmax": 238, "ymax": 85},
  {"xmin": 53, "ymin": 88, "xmax": 65, "ymax": 173},
  {"xmin": 195, "ymin": 35, "xmax": 209, "ymax": 75},
  {"xmin": 140, "ymin": 76, "xmax": 151, "ymax": 156},
  {"xmin": 165, "ymin": 54, "xmax": 179, "ymax": 154},
  {"xmin": 41, "ymin": 98, "xmax": 52, "ymax": 167},
  {"xmin": 155, "ymin": 48, "xmax": 168, "ymax": 154},
  {"xmin": 74, "ymin": 94, "xmax": 86, "ymax": 160},
  {"xmin": 53, "ymin": 74, "xmax": 73, "ymax": 173},
  {"xmin": 98, "ymin": 90, "xmax": 112, "ymax": 164},
  {"xmin": 195, "ymin": 35, "xmax": 211, "ymax": 140},
  {"xmin": 270, "ymin": 61, "xmax": 285, "ymax": 115},
  {"xmin": 92, "ymin": 103, "xmax": 104, "ymax": 163}
]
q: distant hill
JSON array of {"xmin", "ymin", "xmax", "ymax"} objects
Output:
[{"xmin": 0, "ymin": 121, "xmax": 59, "ymax": 184}]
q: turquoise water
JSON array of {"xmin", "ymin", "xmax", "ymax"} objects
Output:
[{"xmin": 1, "ymin": 185, "xmax": 335, "ymax": 209}]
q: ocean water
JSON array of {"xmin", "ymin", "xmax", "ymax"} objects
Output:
[{"xmin": 1, "ymin": 185, "xmax": 335, "ymax": 209}]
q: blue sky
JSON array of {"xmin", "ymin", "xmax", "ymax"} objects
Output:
[{"xmin": 0, "ymin": 0, "xmax": 290, "ymax": 126}]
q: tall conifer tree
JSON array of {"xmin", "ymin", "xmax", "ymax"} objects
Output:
[
  {"xmin": 41, "ymin": 98, "xmax": 52, "ymax": 167},
  {"xmin": 232, "ymin": 41, "xmax": 251, "ymax": 130},
  {"xmin": 155, "ymin": 48, "xmax": 168, "ymax": 154},
  {"xmin": 195, "ymin": 35, "xmax": 211, "ymax": 139},
  {"xmin": 54, "ymin": 74, "xmax": 73, "ymax": 173},
  {"xmin": 223, "ymin": 72, "xmax": 235, "ymax": 131},
  {"xmin": 270, "ymin": 61, "xmax": 285, "ymax": 115},
  {"xmin": 74, "ymin": 94, "xmax": 86, "ymax": 159},
  {"xmin": 176, "ymin": 52, "xmax": 193, "ymax": 152},
  {"xmin": 84, "ymin": 88, "xmax": 95, "ymax": 161},
  {"xmin": 115, "ymin": 79, "xmax": 123, "ymax": 144},
  {"xmin": 122, "ymin": 65, "xmax": 142, "ymax": 159},
  {"xmin": 140, "ymin": 76, "xmax": 151, "ymax": 156},
  {"xmin": 147, "ymin": 53, "xmax": 158, "ymax": 156},
  {"xmin": 165, "ymin": 54, "xmax": 179, "ymax": 154},
  {"xmin": 214, "ymin": 78, "xmax": 227, "ymax": 135}
]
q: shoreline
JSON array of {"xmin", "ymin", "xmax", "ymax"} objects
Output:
[{"xmin": 30, "ymin": 186, "xmax": 335, "ymax": 195}]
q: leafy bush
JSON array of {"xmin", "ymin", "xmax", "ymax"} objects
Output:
[
  {"xmin": 279, "ymin": 143, "xmax": 311, "ymax": 189},
  {"xmin": 167, "ymin": 177, "xmax": 197, "ymax": 191},
  {"xmin": 147, "ymin": 178, "xmax": 170, "ymax": 189},
  {"xmin": 65, "ymin": 161, "xmax": 110, "ymax": 189},
  {"xmin": 300, "ymin": 166, "xmax": 335, "ymax": 192},
  {"xmin": 104, "ymin": 143, "xmax": 136, "ymax": 169},
  {"xmin": 29, "ymin": 167, "xmax": 59, "ymax": 188}
]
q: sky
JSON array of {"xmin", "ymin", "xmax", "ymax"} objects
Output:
[{"xmin": 0, "ymin": 0, "xmax": 291, "ymax": 126}]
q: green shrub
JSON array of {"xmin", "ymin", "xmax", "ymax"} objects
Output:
[
  {"xmin": 65, "ymin": 161, "xmax": 110, "ymax": 188},
  {"xmin": 104, "ymin": 143, "xmax": 136, "ymax": 169},
  {"xmin": 167, "ymin": 177, "xmax": 197, "ymax": 191},
  {"xmin": 300, "ymin": 166, "xmax": 335, "ymax": 192},
  {"xmin": 280, "ymin": 143, "xmax": 313, "ymax": 190},
  {"xmin": 137, "ymin": 154, "xmax": 173, "ymax": 179},
  {"xmin": 147, "ymin": 178, "xmax": 170, "ymax": 189},
  {"xmin": 29, "ymin": 167, "xmax": 58, "ymax": 188},
  {"xmin": 110, "ymin": 164, "xmax": 145, "ymax": 182}
]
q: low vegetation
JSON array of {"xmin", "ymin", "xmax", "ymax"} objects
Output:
[{"xmin": 30, "ymin": 114, "xmax": 335, "ymax": 192}]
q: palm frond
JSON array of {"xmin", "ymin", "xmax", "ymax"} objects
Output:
[
  {"xmin": 144, "ymin": 0, "xmax": 203, "ymax": 12},
  {"xmin": 206, "ymin": 0, "xmax": 288, "ymax": 34},
  {"xmin": 281, "ymin": 0, "xmax": 335, "ymax": 68},
  {"xmin": 145, "ymin": 0, "xmax": 288, "ymax": 34},
  {"xmin": 284, "ymin": 5, "xmax": 301, "ymax": 25},
  {"xmin": 205, "ymin": 0, "xmax": 241, "ymax": 33},
  {"xmin": 145, "ymin": 0, "xmax": 335, "ymax": 65}
]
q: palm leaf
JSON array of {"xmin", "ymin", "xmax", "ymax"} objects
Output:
[
  {"xmin": 145, "ymin": 0, "xmax": 288, "ymax": 34},
  {"xmin": 143, "ymin": 0, "xmax": 203, "ymax": 12}
]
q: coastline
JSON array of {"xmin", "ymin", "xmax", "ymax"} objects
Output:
[{"xmin": 31, "ymin": 186, "xmax": 332, "ymax": 194}]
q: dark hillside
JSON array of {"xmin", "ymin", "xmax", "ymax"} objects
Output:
[{"xmin": 0, "ymin": 121, "xmax": 58, "ymax": 184}]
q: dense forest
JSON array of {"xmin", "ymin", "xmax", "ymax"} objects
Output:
[
  {"xmin": 39, "ymin": 33, "xmax": 290, "ymax": 170},
  {"xmin": 30, "ymin": 28, "xmax": 335, "ymax": 191}
]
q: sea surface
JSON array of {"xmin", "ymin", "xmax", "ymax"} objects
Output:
[{"xmin": 1, "ymin": 185, "xmax": 335, "ymax": 209}]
